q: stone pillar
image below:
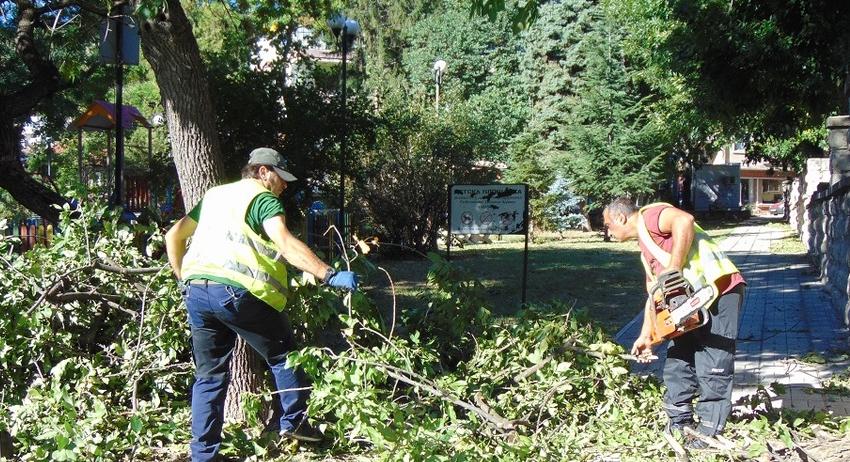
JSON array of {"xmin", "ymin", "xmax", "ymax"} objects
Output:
[
  {"xmin": 827, "ymin": 115, "xmax": 850, "ymax": 185},
  {"xmin": 796, "ymin": 158, "xmax": 830, "ymax": 242}
]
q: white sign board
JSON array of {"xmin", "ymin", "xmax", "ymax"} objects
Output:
[{"xmin": 449, "ymin": 184, "xmax": 527, "ymax": 235}]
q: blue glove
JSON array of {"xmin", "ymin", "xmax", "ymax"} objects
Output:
[{"xmin": 325, "ymin": 270, "xmax": 358, "ymax": 291}]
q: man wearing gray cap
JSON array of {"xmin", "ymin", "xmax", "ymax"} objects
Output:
[{"xmin": 165, "ymin": 147, "xmax": 358, "ymax": 462}]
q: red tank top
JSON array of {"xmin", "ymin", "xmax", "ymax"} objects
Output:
[{"xmin": 638, "ymin": 205, "xmax": 745, "ymax": 294}]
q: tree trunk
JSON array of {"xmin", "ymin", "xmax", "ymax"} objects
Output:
[
  {"xmin": 138, "ymin": 0, "xmax": 225, "ymax": 208},
  {"xmin": 223, "ymin": 337, "xmax": 273, "ymax": 423},
  {"xmin": 0, "ymin": 119, "xmax": 64, "ymax": 223},
  {"xmin": 138, "ymin": 0, "xmax": 268, "ymax": 423},
  {"xmin": 0, "ymin": 0, "xmax": 77, "ymax": 223}
]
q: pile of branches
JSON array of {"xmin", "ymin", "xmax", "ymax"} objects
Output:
[
  {"xmin": 2, "ymin": 207, "xmax": 849, "ymax": 462},
  {"xmin": 0, "ymin": 207, "xmax": 193, "ymax": 460}
]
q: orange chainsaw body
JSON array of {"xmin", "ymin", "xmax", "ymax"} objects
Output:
[
  {"xmin": 649, "ymin": 306, "xmax": 705, "ymax": 346},
  {"xmin": 647, "ymin": 271, "xmax": 714, "ymax": 346}
]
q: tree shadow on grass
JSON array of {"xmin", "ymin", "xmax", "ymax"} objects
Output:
[{"xmin": 367, "ymin": 243, "xmax": 646, "ymax": 335}]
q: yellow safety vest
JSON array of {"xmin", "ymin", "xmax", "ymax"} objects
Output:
[
  {"xmin": 637, "ymin": 202, "xmax": 738, "ymax": 305},
  {"xmin": 181, "ymin": 179, "xmax": 289, "ymax": 311}
]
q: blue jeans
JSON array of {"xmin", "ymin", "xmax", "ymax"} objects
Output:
[{"xmin": 182, "ymin": 281, "xmax": 309, "ymax": 462}]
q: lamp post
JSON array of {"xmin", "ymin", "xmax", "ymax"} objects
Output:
[
  {"xmin": 433, "ymin": 59, "xmax": 447, "ymax": 112},
  {"xmin": 327, "ymin": 13, "xmax": 360, "ymax": 245}
]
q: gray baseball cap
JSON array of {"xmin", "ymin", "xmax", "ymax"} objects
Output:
[{"xmin": 247, "ymin": 147, "xmax": 298, "ymax": 182}]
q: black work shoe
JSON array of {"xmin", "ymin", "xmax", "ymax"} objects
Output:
[
  {"xmin": 684, "ymin": 435, "xmax": 711, "ymax": 450},
  {"xmin": 280, "ymin": 419, "xmax": 324, "ymax": 443},
  {"xmin": 665, "ymin": 420, "xmax": 695, "ymax": 437}
]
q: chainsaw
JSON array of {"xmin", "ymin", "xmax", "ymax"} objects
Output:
[{"xmin": 648, "ymin": 269, "xmax": 714, "ymax": 346}]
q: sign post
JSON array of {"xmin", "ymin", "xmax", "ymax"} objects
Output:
[{"xmin": 447, "ymin": 184, "xmax": 530, "ymax": 306}]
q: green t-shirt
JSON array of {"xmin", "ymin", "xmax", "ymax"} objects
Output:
[{"xmin": 185, "ymin": 191, "xmax": 286, "ymax": 288}]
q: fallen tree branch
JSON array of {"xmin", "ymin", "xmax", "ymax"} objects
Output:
[
  {"xmin": 47, "ymin": 292, "xmax": 139, "ymax": 316},
  {"xmin": 661, "ymin": 429, "xmax": 688, "ymax": 460},
  {"xmin": 25, "ymin": 264, "xmax": 94, "ymax": 314},
  {"xmin": 516, "ymin": 337, "xmax": 576, "ymax": 382},
  {"xmin": 516, "ymin": 339, "xmax": 654, "ymax": 383},
  {"xmin": 94, "ymin": 260, "xmax": 167, "ymax": 275},
  {"xmin": 535, "ymin": 378, "xmax": 572, "ymax": 431},
  {"xmin": 683, "ymin": 427, "xmax": 735, "ymax": 451},
  {"xmin": 331, "ymin": 352, "xmax": 517, "ymax": 433}
]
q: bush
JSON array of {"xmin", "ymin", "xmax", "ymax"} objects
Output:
[{"xmin": 354, "ymin": 100, "xmax": 499, "ymax": 255}]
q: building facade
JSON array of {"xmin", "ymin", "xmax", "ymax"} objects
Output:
[{"xmin": 695, "ymin": 143, "xmax": 795, "ymax": 215}]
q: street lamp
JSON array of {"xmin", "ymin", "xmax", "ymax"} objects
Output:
[
  {"xmin": 327, "ymin": 13, "xmax": 360, "ymax": 245},
  {"xmin": 433, "ymin": 59, "xmax": 447, "ymax": 112}
]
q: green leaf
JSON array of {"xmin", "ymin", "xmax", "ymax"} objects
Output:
[
  {"xmin": 611, "ymin": 366, "xmax": 629, "ymax": 376},
  {"xmin": 779, "ymin": 427, "xmax": 794, "ymax": 449},
  {"xmin": 51, "ymin": 448, "xmax": 76, "ymax": 461},
  {"xmin": 130, "ymin": 416, "xmax": 143, "ymax": 433},
  {"xmin": 55, "ymin": 434, "xmax": 70, "ymax": 449}
]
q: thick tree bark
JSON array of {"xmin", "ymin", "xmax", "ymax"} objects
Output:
[
  {"xmin": 138, "ymin": 0, "xmax": 268, "ymax": 424},
  {"xmin": 0, "ymin": 119, "xmax": 65, "ymax": 223},
  {"xmin": 223, "ymin": 337, "xmax": 273, "ymax": 422},
  {"xmin": 138, "ymin": 0, "xmax": 226, "ymax": 208}
]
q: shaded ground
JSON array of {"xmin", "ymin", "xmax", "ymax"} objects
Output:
[
  {"xmin": 365, "ymin": 230, "xmax": 649, "ymax": 335},
  {"xmin": 363, "ymin": 217, "xmax": 757, "ymax": 335}
]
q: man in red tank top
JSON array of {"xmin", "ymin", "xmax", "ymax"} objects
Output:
[{"xmin": 603, "ymin": 198, "xmax": 746, "ymax": 448}]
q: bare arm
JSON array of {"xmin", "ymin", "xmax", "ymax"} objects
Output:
[
  {"xmin": 631, "ymin": 297, "xmax": 656, "ymax": 361},
  {"xmin": 639, "ymin": 296, "xmax": 653, "ymax": 337},
  {"xmin": 165, "ymin": 216, "xmax": 198, "ymax": 280},
  {"xmin": 657, "ymin": 207, "xmax": 695, "ymax": 271},
  {"xmin": 263, "ymin": 215, "xmax": 332, "ymax": 279}
]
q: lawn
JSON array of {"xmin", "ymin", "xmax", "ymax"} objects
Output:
[
  {"xmin": 365, "ymin": 218, "xmax": 753, "ymax": 336},
  {"xmin": 766, "ymin": 221, "xmax": 808, "ymax": 255},
  {"xmin": 365, "ymin": 230, "xmax": 645, "ymax": 335}
]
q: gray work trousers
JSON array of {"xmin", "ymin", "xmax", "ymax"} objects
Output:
[{"xmin": 663, "ymin": 284, "xmax": 745, "ymax": 436}]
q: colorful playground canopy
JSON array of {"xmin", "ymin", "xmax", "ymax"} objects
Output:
[{"xmin": 69, "ymin": 100, "xmax": 151, "ymax": 131}]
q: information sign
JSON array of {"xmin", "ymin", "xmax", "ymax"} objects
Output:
[{"xmin": 449, "ymin": 184, "xmax": 528, "ymax": 235}]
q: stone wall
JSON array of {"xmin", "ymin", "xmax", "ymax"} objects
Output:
[
  {"xmin": 790, "ymin": 158, "xmax": 829, "ymax": 236},
  {"xmin": 798, "ymin": 115, "xmax": 850, "ymax": 326}
]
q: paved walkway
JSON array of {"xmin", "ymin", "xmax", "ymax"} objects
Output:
[{"xmin": 615, "ymin": 218, "xmax": 850, "ymax": 415}]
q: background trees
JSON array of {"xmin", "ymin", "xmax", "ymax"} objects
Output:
[
  {"xmin": 3, "ymin": 0, "xmax": 850, "ymax": 460},
  {"xmin": 0, "ymin": 0, "xmax": 109, "ymax": 222},
  {"xmin": 611, "ymin": 0, "xmax": 849, "ymax": 170}
]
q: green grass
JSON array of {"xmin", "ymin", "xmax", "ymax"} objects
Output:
[
  {"xmin": 766, "ymin": 222, "xmax": 807, "ymax": 255},
  {"xmin": 366, "ymin": 220, "xmax": 748, "ymax": 336},
  {"xmin": 699, "ymin": 216, "xmax": 746, "ymax": 242},
  {"xmin": 367, "ymin": 231, "xmax": 642, "ymax": 335}
]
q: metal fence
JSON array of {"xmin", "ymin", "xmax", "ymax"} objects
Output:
[{"xmin": 2, "ymin": 217, "xmax": 53, "ymax": 253}]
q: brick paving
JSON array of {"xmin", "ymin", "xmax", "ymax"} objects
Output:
[{"xmin": 615, "ymin": 218, "xmax": 850, "ymax": 416}]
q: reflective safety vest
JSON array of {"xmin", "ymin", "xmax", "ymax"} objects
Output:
[
  {"xmin": 181, "ymin": 179, "xmax": 289, "ymax": 311},
  {"xmin": 637, "ymin": 202, "xmax": 738, "ymax": 305}
]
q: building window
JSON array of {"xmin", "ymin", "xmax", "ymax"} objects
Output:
[
  {"xmin": 733, "ymin": 141, "xmax": 746, "ymax": 152},
  {"xmin": 761, "ymin": 179, "xmax": 782, "ymax": 203}
]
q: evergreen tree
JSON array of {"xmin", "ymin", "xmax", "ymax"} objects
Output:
[
  {"xmin": 504, "ymin": 0, "xmax": 595, "ymax": 229},
  {"xmin": 557, "ymin": 8, "xmax": 664, "ymax": 206},
  {"xmin": 516, "ymin": 0, "xmax": 595, "ymax": 151}
]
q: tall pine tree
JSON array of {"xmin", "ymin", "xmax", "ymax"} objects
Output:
[
  {"xmin": 557, "ymin": 8, "xmax": 664, "ymax": 207},
  {"xmin": 505, "ymin": 0, "xmax": 595, "ymax": 229}
]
